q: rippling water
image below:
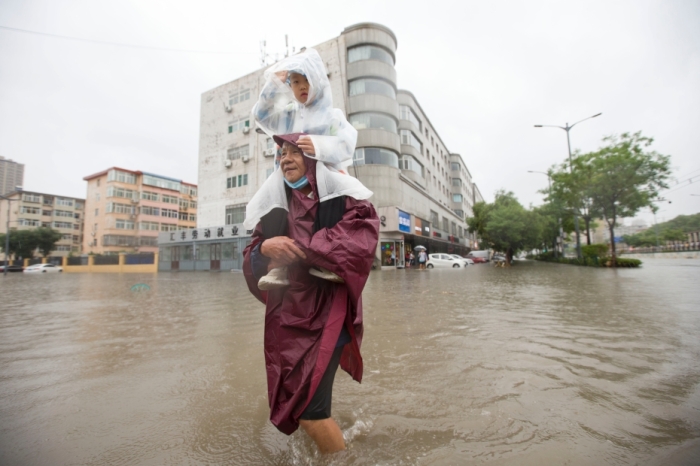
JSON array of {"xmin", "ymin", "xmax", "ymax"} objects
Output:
[{"xmin": 1, "ymin": 259, "xmax": 699, "ymax": 465}]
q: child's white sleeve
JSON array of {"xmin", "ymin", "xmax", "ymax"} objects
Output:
[
  {"xmin": 306, "ymin": 109, "xmax": 357, "ymax": 169},
  {"xmin": 252, "ymin": 77, "xmax": 296, "ymax": 137}
]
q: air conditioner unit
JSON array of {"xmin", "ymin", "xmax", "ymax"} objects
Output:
[
  {"xmin": 242, "ymin": 127, "xmax": 250, "ymax": 134},
  {"xmin": 242, "ymin": 156, "xmax": 250, "ymax": 163},
  {"xmin": 131, "ymin": 198, "xmax": 138, "ymax": 204},
  {"xmin": 225, "ymin": 105, "xmax": 232, "ymax": 113},
  {"xmin": 224, "ymin": 159, "xmax": 232, "ymax": 168},
  {"xmin": 263, "ymin": 149, "xmax": 275, "ymax": 157},
  {"xmin": 130, "ymin": 214, "xmax": 136, "ymax": 219}
]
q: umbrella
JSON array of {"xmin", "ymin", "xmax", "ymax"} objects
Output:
[{"xmin": 414, "ymin": 245, "xmax": 426, "ymax": 251}]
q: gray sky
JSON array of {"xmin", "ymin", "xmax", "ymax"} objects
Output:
[{"xmin": 1, "ymin": 0, "xmax": 699, "ymax": 227}]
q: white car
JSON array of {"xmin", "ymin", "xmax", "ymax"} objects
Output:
[
  {"xmin": 23, "ymin": 263, "xmax": 63, "ymax": 273},
  {"xmin": 426, "ymin": 253, "xmax": 463, "ymax": 268},
  {"xmin": 449, "ymin": 254, "xmax": 473, "ymax": 266}
]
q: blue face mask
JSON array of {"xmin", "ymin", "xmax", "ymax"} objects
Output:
[{"xmin": 284, "ymin": 175, "xmax": 309, "ymax": 190}]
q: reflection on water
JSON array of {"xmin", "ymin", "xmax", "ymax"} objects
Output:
[{"xmin": 1, "ymin": 260, "xmax": 699, "ymax": 465}]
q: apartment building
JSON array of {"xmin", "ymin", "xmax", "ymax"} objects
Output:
[
  {"xmin": 83, "ymin": 168, "xmax": 197, "ymax": 254},
  {"xmin": 0, "ymin": 156, "xmax": 25, "ymax": 196},
  {"xmin": 188, "ymin": 22, "xmax": 483, "ymax": 269},
  {"xmin": 0, "ymin": 190, "xmax": 84, "ymax": 258}
]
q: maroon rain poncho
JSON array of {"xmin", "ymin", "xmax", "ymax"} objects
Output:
[{"xmin": 243, "ymin": 156, "xmax": 379, "ymax": 435}]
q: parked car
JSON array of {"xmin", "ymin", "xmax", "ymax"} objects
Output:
[
  {"xmin": 426, "ymin": 253, "xmax": 463, "ymax": 268},
  {"xmin": 0, "ymin": 264, "xmax": 24, "ymax": 273},
  {"xmin": 467, "ymin": 250, "xmax": 490, "ymax": 262},
  {"xmin": 449, "ymin": 254, "xmax": 473, "ymax": 266},
  {"xmin": 469, "ymin": 256, "xmax": 487, "ymax": 264},
  {"xmin": 492, "ymin": 254, "xmax": 506, "ymax": 263},
  {"xmin": 23, "ymin": 263, "xmax": 63, "ymax": 273}
]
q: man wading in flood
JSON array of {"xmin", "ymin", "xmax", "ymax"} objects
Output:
[{"xmin": 243, "ymin": 134, "xmax": 378, "ymax": 453}]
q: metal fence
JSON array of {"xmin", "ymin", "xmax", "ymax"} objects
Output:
[
  {"xmin": 67, "ymin": 256, "xmax": 88, "ymax": 266},
  {"xmin": 125, "ymin": 253, "xmax": 155, "ymax": 265},
  {"xmin": 93, "ymin": 255, "xmax": 120, "ymax": 266}
]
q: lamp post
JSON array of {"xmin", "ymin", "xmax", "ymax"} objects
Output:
[
  {"xmin": 534, "ymin": 113, "xmax": 602, "ymax": 259},
  {"xmin": 1, "ymin": 187, "xmax": 23, "ymax": 276},
  {"xmin": 528, "ymin": 170, "xmax": 563, "ymax": 258}
]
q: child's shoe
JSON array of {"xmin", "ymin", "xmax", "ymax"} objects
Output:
[
  {"xmin": 258, "ymin": 266, "xmax": 290, "ymax": 290},
  {"xmin": 309, "ymin": 267, "xmax": 344, "ymax": 283}
]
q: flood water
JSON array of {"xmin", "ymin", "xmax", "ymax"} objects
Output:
[{"xmin": 1, "ymin": 259, "xmax": 699, "ymax": 465}]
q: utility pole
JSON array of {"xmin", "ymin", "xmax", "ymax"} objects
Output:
[{"xmin": 535, "ymin": 113, "xmax": 602, "ymax": 259}]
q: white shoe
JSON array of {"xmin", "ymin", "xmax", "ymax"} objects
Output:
[
  {"xmin": 309, "ymin": 267, "xmax": 344, "ymax": 283},
  {"xmin": 258, "ymin": 266, "xmax": 289, "ymax": 290}
]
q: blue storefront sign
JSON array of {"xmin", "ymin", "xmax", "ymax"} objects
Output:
[{"xmin": 398, "ymin": 210, "xmax": 411, "ymax": 233}]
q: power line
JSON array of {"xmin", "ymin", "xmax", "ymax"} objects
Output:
[{"xmin": 0, "ymin": 25, "xmax": 256, "ymax": 55}]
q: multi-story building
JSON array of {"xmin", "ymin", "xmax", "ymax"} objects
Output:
[
  {"xmin": 0, "ymin": 190, "xmax": 84, "ymax": 258},
  {"xmin": 193, "ymin": 22, "xmax": 482, "ymax": 268},
  {"xmin": 0, "ymin": 156, "xmax": 25, "ymax": 196},
  {"xmin": 83, "ymin": 168, "xmax": 197, "ymax": 255}
]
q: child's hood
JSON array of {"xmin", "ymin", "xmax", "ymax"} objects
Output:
[{"xmin": 264, "ymin": 48, "xmax": 332, "ymax": 110}]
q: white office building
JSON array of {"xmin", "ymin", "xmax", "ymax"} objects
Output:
[{"xmin": 194, "ymin": 22, "xmax": 483, "ymax": 269}]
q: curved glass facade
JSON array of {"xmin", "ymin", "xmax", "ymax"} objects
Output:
[
  {"xmin": 399, "ymin": 105, "xmax": 422, "ymax": 131},
  {"xmin": 353, "ymin": 147, "xmax": 399, "ymax": 168},
  {"xmin": 349, "ymin": 78, "xmax": 396, "ymax": 99},
  {"xmin": 348, "ymin": 45, "xmax": 395, "ymax": 66},
  {"xmin": 400, "ymin": 154, "xmax": 424, "ymax": 177},
  {"xmin": 349, "ymin": 112, "xmax": 398, "ymax": 133}
]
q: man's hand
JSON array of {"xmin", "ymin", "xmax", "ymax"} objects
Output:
[
  {"xmin": 297, "ymin": 136, "xmax": 315, "ymax": 155},
  {"xmin": 261, "ymin": 236, "xmax": 307, "ymax": 265}
]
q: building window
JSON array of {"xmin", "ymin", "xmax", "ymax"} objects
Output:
[
  {"xmin": 400, "ymin": 130, "xmax": 422, "ymax": 154},
  {"xmin": 95, "ymin": 193, "xmax": 100, "ymax": 201},
  {"xmin": 160, "ymin": 224, "xmax": 178, "ymax": 231},
  {"xmin": 115, "ymin": 219, "xmax": 135, "ymax": 230},
  {"xmin": 56, "ymin": 198, "xmax": 74, "ymax": 207},
  {"xmin": 347, "ymin": 45, "xmax": 394, "ymax": 66},
  {"xmin": 349, "ymin": 78, "xmax": 396, "ymax": 99},
  {"xmin": 399, "ymin": 155, "xmax": 424, "ymax": 177},
  {"xmin": 54, "ymin": 210, "xmax": 73, "ymax": 218},
  {"xmin": 95, "ymin": 208, "xmax": 99, "ymax": 216},
  {"xmin": 452, "ymin": 178, "xmax": 462, "ymax": 187},
  {"xmin": 452, "ymin": 222, "xmax": 457, "ymax": 235},
  {"xmin": 227, "ymin": 118, "xmax": 250, "ymax": 134},
  {"xmin": 349, "ymin": 113, "xmax": 398, "ymax": 133},
  {"xmin": 142, "ymin": 174, "xmax": 181, "ymax": 192},
  {"xmin": 430, "ymin": 211, "xmax": 439, "ymax": 227},
  {"xmin": 103, "ymin": 235, "xmax": 137, "ymax": 246},
  {"xmin": 52, "ymin": 221, "xmax": 72, "ymax": 229},
  {"xmin": 161, "ymin": 208, "xmax": 178, "ymax": 219},
  {"xmin": 455, "ymin": 209, "xmax": 464, "ymax": 218},
  {"xmin": 19, "ymin": 218, "xmax": 40, "ymax": 226},
  {"xmin": 451, "ymin": 162, "xmax": 460, "ymax": 171},
  {"xmin": 225, "ymin": 205, "xmax": 246, "ymax": 225},
  {"xmin": 226, "ymin": 174, "xmax": 248, "ymax": 188},
  {"xmin": 399, "ymin": 105, "xmax": 422, "ymax": 130},
  {"xmin": 107, "ymin": 186, "xmax": 137, "ymax": 200},
  {"xmin": 442, "ymin": 217, "xmax": 449, "ymax": 232},
  {"xmin": 141, "ymin": 191, "xmax": 159, "ymax": 201},
  {"xmin": 227, "ymin": 145, "xmax": 250, "ymax": 161},
  {"xmin": 107, "ymin": 169, "xmax": 136, "ymax": 184},
  {"xmin": 140, "ymin": 205, "xmax": 160, "ymax": 216},
  {"xmin": 19, "ymin": 206, "xmax": 40, "ymax": 214},
  {"xmin": 188, "ymin": 213, "xmax": 196, "ymax": 222},
  {"xmin": 352, "ymin": 147, "xmax": 399, "ymax": 168},
  {"xmin": 229, "ymin": 88, "xmax": 251, "ymax": 105},
  {"xmin": 138, "ymin": 221, "xmax": 160, "ymax": 231},
  {"xmin": 453, "ymin": 193, "xmax": 463, "ymax": 203}
]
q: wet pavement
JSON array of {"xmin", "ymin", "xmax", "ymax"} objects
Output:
[{"xmin": 1, "ymin": 259, "xmax": 699, "ymax": 465}]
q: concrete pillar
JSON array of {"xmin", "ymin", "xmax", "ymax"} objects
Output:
[
  {"xmin": 88, "ymin": 254, "xmax": 95, "ymax": 272},
  {"xmin": 62, "ymin": 257, "xmax": 68, "ymax": 267},
  {"xmin": 41, "ymin": 257, "xmax": 47, "ymax": 264},
  {"xmin": 23, "ymin": 258, "xmax": 29, "ymax": 267},
  {"xmin": 119, "ymin": 253, "xmax": 125, "ymax": 273}
]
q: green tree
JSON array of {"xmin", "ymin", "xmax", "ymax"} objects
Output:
[
  {"xmin": 467, "ymin": 191, "xmax": 542, "ymax": 264},
  {"xmin": 548, "ymin": 158, "xmax": 601, "ymax": 245},
  {"xmin": 0, "ymin": 229, "xmax": 39, "ymax": 260},
  {"xmin": 585, "ymin": 132, "xmax": 671, "ymax": 266},
  {"xmin": 34, "ymin": 227, "xmax": 64, "ymax": 257}
]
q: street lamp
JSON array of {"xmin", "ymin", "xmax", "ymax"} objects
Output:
[
  {"xmin": 534, "ymin": 112, "xmax": 602, "ymax": 259},
  {"xmin": 528, "ymin": 170, "xmax": 563, "ymax": 258},
  {"xmin": 1, "ymin": 187, "xmax": 23, "ymax": 276}
]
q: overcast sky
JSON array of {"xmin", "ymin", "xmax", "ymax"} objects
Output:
[{"xmin": 1, "ymin": 0, "xmax": 699, "ymax": 227}]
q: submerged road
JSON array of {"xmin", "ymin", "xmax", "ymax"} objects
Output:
[{"xmin": 1, "ymin": 259, "xmax": 699, "ymax": 465}]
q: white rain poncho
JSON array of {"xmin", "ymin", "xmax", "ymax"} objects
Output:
[{"xmin": 244, "ymin": 48, "xmax": 372, "ymax": 230}]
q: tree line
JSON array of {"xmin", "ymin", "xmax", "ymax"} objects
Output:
[
  {"xmin": 0, "ymin": 228, "xmax": 64, "ymax": 260},
  {"xmin": 468, "ymin": 132, "xmax": 672, "ymax": 266}
]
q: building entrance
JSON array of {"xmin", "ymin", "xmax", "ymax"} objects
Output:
[{"xmin": 380, "ymin": 240, "xmax": 405, "ymax": 268}]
